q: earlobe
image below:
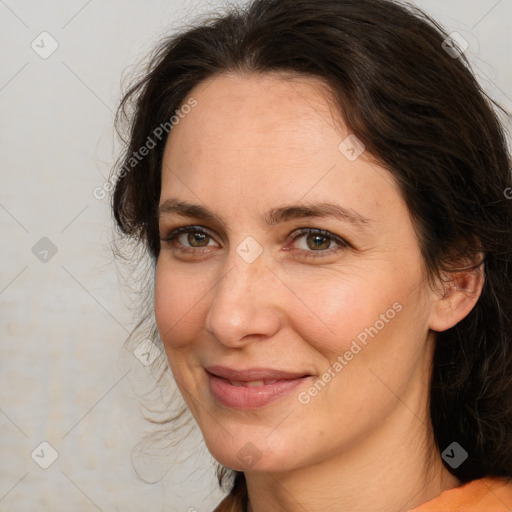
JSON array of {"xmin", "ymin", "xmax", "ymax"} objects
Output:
[{"xmin": 428, "ymin": 261, "xmax": 485, "ymax": 332}]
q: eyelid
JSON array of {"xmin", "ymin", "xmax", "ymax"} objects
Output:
[
  {"xmin": 286, "ymin": 227, "xmax": 348, "ymax": 257},
  {"xmin": 160, "ymin": 225, "xmax": 219, "ymax": 244},
  {"xmin": 159, "ymin": 224, "xmax": 349, "ymax": 256}
]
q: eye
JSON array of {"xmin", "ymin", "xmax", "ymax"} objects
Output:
[
  {"xmin": 287, "ymin": 228, "xmax": 348, "ymax": 258},
  {"xmin": 160, "ymin": 225, "xmax": 349, "ymax": 259},
  {"xmin": 160, "ymin": 225, "xmax": 218, "ymax": 254}
]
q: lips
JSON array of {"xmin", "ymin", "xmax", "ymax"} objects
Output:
[
  {"xmin": 205, "ymin": 365, "xmax": 310, "ymax": 383},
  {"xmin": 205, "ymin": 365, "xmax": 313, "ymax": 409},
  {"xmin": 227, "ymin": 379, "xmax": 278, "ymax": 387}
]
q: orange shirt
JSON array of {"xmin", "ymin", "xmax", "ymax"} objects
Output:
[
  {"xmin": 214, "ymin": 476, "xmax": 512, "ymax": 511},
  {"xmin": 408, "ymin": 477, "xmax": 512, "ymax": 512}
]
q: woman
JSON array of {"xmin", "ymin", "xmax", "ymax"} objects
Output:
[{"xmin": 111, "ymin": 0, "xmax": 512, "ymax": 510}]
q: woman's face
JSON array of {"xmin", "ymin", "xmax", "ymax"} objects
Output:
[{"xmin": 155, "ymin": 72, "xmax": 439, "ymax": 472}]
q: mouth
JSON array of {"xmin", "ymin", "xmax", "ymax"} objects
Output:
[
  {"xmin": 205, "ymin": 365, "xmax": 313, "ymax": 409},
  {"xmin": 221, "ymin": 379, "xmax": 281, "ymax": 387}
]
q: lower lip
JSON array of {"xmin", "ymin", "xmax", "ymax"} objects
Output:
[{"xmin": 207, "ymin": 372, "xmax": 312, "ymax": 409}]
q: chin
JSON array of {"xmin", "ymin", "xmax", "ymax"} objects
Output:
[{"xmin": 203, "ymin": 434, "xmax": 301, "ymax": 473}]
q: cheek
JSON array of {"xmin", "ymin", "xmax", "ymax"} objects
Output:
[
  {"xmin": 280, "ymin": 268, "xmax": 399, "ymax": 356},
  {"xmin": 154, "ymin": 259, "xmax": 207, "ymax": 349}
]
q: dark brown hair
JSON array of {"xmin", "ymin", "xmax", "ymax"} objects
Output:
[{"xmin": 111, "ymin": 0, "xmax": 512, "ymax": 507}]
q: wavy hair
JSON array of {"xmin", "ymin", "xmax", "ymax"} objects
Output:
[{"xmin": 111, "ymin": 0, "xmax": 512, "ymax": 508}]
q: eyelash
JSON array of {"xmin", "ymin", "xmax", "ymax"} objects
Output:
[{"xmin": 159, "ymin": 225, "xmax": 349, "ymax": 259}]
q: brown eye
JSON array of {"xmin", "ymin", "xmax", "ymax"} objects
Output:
[
  {"xmin": 186, "ymin": 231, "xmax": 210, "ymax": 247},
  {"xmin": 160, "ymin": 226, "xmax": 219, "ymax": 252},
  {"xmin": 289, "ymin": 228, "xmax": 348, "ymax": 259},
  {"xmin": 305, "ymin": 234, "xmax": 331, "ymax": 251}
]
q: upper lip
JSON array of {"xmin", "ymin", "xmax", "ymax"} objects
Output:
[{"xmin": 205, "ymin": 365, "xmax": 311, "ymax": 382}]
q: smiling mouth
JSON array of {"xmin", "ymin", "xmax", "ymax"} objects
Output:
[
  {"xmin": 204, "ymin": 365, "xmax": 311, "ymax": 381},
  {"xmin": 205, "ymin": 366, "xmax": 313, "ymax": 409},
  {"xmin": 225, "ymin": 378, "xmax": 279, "ymax": 387}
]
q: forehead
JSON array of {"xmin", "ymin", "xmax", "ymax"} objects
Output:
[
  {"xmin": 160, "ymin": 72, "xmax": 402, "ymax": 227},
  {"xmin": 162, "ymin": 72, "xmax": 350, "ymax": 184},
  {"xmin": 184, "ymin": 71, "xmax": 337, "ymax": 122}
]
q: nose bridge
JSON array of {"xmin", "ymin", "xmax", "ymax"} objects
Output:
[{"xmin": 204, "ymin": 245, "xmax": 280, "ymax": 344}]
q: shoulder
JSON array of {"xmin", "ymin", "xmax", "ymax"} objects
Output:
[
  {"xmin": 213, "ymin": 476, "xmax": 512, "ymax": 512},
  {"xmin": 409, "ymin": 476, "xmax": 512, "ymax": 512}
]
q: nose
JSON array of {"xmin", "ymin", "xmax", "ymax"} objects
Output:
[{"xmin": 204, "ymin": 248, "xmax": 283, "ymax": 347}]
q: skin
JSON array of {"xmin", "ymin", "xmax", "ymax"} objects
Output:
[{"xmin": 154, "ymin": 72, "xmax": 483, "ymax": 511}]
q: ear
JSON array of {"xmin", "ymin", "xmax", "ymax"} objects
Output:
[{"xmin": 428, "ymin": 259, "xmax": 485, "ymax": 332}]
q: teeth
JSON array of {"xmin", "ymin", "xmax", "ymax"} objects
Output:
[
  {"xmin": 228, "ymin": 379, "xmax": 278, "ymax": 387},
  {"xmin": 246, "ymin": 380, "xmax": 265, "ymax": 387}
]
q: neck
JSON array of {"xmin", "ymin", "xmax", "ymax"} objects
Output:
[
  {"xmin": 244, "ymin": 358, "xmax": 461, "ymax": 512},
  {"xmin": 246, "ymin": 423, "xmax": 459, "ymax": 512}
]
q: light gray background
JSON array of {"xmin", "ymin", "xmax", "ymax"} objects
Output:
[{"xmin": 0, "ymin": 1, "xmax": 510, "ymax": 511}]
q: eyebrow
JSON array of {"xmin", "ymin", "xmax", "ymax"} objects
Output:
[{"xmin": 158, "ymin": 198, "xmax": 372, "ymax": 228}]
